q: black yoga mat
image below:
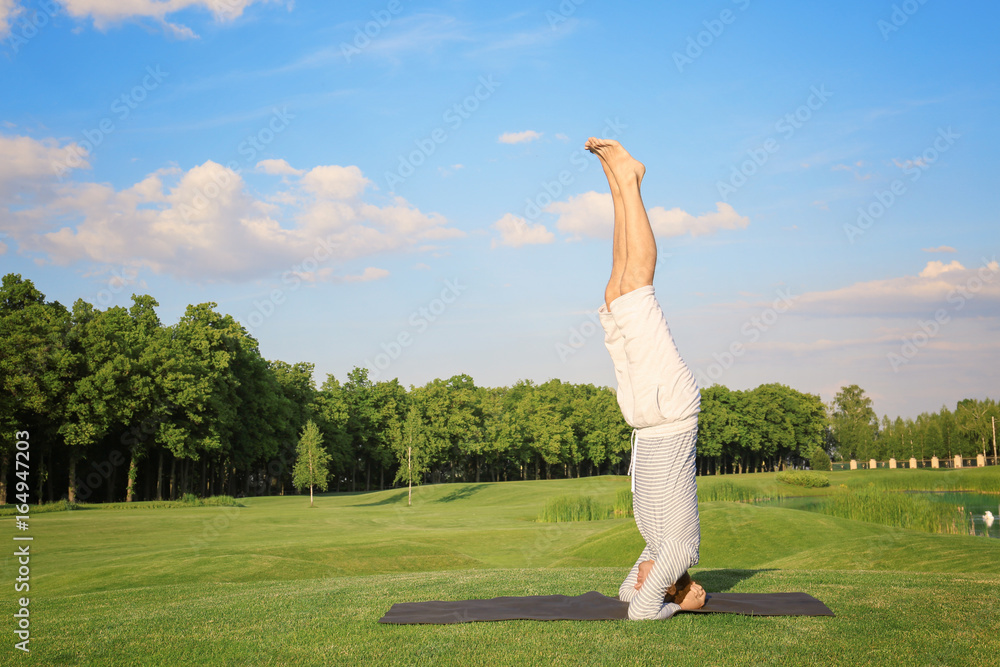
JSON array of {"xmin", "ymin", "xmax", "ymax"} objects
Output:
[{"xmin": 378, "ymin": 590, "xmax": 834, "ymax": 624}]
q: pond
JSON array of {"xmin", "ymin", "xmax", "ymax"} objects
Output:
[{"xmin": 756, "ymin": 490, "xmax": 1000, "ymax": 539}]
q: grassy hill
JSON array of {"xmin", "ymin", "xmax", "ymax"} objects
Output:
[{"xmin": 7, "ymin": 468, "xmax": 1000, "ymax": 665}]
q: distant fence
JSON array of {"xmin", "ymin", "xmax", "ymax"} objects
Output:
[{"xmin": 832, "ymin": 455, "xmax": 999, "ymax": 471}]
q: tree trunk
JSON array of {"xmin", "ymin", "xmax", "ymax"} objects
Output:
[
  {"xmin": 475, "ymin": 456, "xmax": 480, "ymax": 483},
  {"xmin": 156, "ymin": 450, "xmax": 164, "ymax": 500},
  {"xmin": 366, "ymin": 462, "xmax": 371, "ymax": 492},
  {"xmin": 169, "ymin": 457, "xmax": 176, "ymax": 500},
  {"xmin": 0, "ymin": 449, "xmax": 9, "ymax": 504},
  {"xmin": 33, "ymin": 449, "xmax": 43, "ymax": 504},
  {"xmin": 126, "ymin": 452, "xmax": 138, "ymax": 503},
  {"xmin": 380, "ymin": 465, "xmax": 384, "ymax": 491},
  {"xmin": 68, "ymin": 457, "xmax": 77, "ymax": 503}
]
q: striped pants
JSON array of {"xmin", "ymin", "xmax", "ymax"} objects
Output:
[{"xmin": 598, "ymin": 285, "xmax": 701, "ymax": 620}]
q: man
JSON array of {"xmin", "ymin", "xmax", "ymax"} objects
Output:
[{"xmin": 586, "ymin": 137, "xmax": 706, "ymax": 620}]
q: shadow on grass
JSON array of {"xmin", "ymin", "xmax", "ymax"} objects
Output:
[
  {"xmin": 436, "ymin": 484, "xmax": 488, "ymax": 503},
  {"xmin": 352, "ymin": 491, "xmax": 409, "ymax": 507},
  {"xmin": 693, "ymin": 569, "xmax": 778, "ymax": 593}
]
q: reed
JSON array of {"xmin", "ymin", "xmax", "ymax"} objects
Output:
[
  {"xmin": 697, "ymin": 481, "xmax": 784, "ymax": 503},
  {"xmin": 817, "ymin": 483, "xmax": 973, "ymax": 535},
  {"xmin": 613, "ymin": 488, "xmax": 634, "ymax": 518},
  {"xmin": 536, "ymin": 495, "xmax": 612, "ymax": 522}
]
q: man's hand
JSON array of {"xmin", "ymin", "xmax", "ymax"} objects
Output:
[
  {"xmin": 677, "ymin": 583, "xmax": 707, "ymax": 611},
  {"xmin": 634, "ymin": 559, "xmax": 655, "ymax": 590}
]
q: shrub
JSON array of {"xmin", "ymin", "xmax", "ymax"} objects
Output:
[
  {"xmin": 776, "ymin": 470, "xmax": 831, "ymax": 488},
  {"xmin": 810, "ymin": 447, "xmax": 833, "ymax": 471}
]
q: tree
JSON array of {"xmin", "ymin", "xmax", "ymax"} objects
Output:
[
  {"xmin": 0, "ymin": 275, "xmax": 73, "ymax": 503},
  {"xmin": 809, "ymin": 446, "xmax": 832, "ymax": 471},
  {"xmin": 311, "ymin": 374, "xmax": 353, "ymax": 491},
  {"xmin": 829, "ymin": 385, "xmax": 878, "ymax": 461},
  {"xmin": 955, "ymin": 398, "xmax": 999, "ymax": 457},
  {"xmin": 292, "ymin": 421, "xmax": 331, "ymax": 507},
  {"xmin": 393, "ymin": 404, "xmax": 431, "ymax": 505}
]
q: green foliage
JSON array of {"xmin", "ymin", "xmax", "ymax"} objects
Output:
[
  {"xmin": 536, "ymin": 495, "xmax": 612, "ymax": 522},
  {"xmin": 810, "ymin": 446, "xmax": 832, "ymax": 471},
  {"xmin": 698, "ymin": 383, "xmax": 827, "ymax": 472},
  {"xmin": 776, "ymin": 470, "xmax": 831, "ymax": 487},
  {"xmin": 6, "ymin": 270, "xmax": 1000, "ymax": 508},
  {"xmin": 818, "ymin": 483, "xmax": 973, "ymax": 535},
  {"xmin": 292, "ymin": 420, "xmax": 332, "ymax": 500}
]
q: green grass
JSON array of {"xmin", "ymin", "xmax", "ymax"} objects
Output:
[
  {"xmin": 0, "ymin": 494, "xmax": 243, "ymax": 516},
  {"xmin": 6, "ymin": 468, "xmax": 1000, "ymax": 665}
]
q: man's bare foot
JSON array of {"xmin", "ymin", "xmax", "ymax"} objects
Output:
[{"xmin": 585, "ymin": 137, "xmax": 645, "ymax": 187}]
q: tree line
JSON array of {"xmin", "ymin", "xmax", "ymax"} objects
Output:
[
  {"xmin": 1, "ymin": 273, "xmax": 995, "ymax": 504},
  {"xmin": 827, "ymin": 385, "xmax": 998, "ymax": 462}
]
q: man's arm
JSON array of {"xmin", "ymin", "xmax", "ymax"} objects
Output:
[{"xmin": 617, "ymin": 547, "xmax": 652, "ymax": 603}]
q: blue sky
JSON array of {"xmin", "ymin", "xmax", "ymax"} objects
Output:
[{"xmin": 1, "ymin": 0, "xmax": 997, "ymax": 419}]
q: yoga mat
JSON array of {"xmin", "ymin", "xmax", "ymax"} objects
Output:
[{"xmin": 378, "ymin": 590, "xmax": 834, "ymax": 624}]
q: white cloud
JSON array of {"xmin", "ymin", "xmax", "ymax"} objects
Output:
[
  {"xmin": 831, "ymin": 160, "xmax": 871, "ymax": 181},
  {"xmin": 255, "ymin": 158, "xmax": 303, "ymax": 176},
  {"xmin": 300, "ymin": 164, "xmax": 369, "ymax": 200},
  {"xmin": 546, "ymin": 192, "xmax": 749, "ymax": 240},
  {"xmin": 491, "ymin": 213, "xmax": 554, "ymax": 248},
  {"xmin": 58, "ymin": 0, "xmax": 280, "ymax": 38},
  {"xmin": 789, "ymin": 260, "xmax": 1000, "ymax": 318},
  {"xmin": 0, "ymin": 240, "xmax": 6, "ymax": 255},
  {"xmin": 548, "ymin": 191, "xmax": 614, "ymax": 240},
  {"xmin": 342, "ymin": 267, "xmax": 389, "ymax": 282},
  {"xmin": 648, "ymin": 202, "xmax": 749, "ymax": 237},
  {"xmin": 498, "ymin": 130, "xmax": 542, "ymax": 144},
  {"xmin": 922, "ymin": 245, "xmax": 957, "ymax": 254},
  {"xmin": 438, "ymin": 163, "xmax": 464, "ymax": 177},
  {"xmin": 0, "ymin": 0, "xmax": 20, "ymax": 39},
  {"xmin": 0, "ymin": 136, "xmax": 464, "ymax": 282},
  {"xmin": 291, "ymin": 266, "xmax": 389, "ymax": 284},
  {"xmin": 919, "ymin": 260, "xmax": 965, "ymax": 279},
  {"xmin": 0, "ymin": 133, "xmax": 90, "ymax": 188}
]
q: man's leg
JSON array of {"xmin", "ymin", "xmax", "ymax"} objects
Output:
[
  {"xmin": 585, "ymin": 138, "xmax": 654, "ymax": 296},
  {"xmin": 594, "ymin": 146, "xmax": 629, "ymax": 310}
]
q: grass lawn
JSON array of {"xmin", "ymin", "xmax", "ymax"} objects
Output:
[{"xmin": 5, "ymin": 468, "xmax": 1000, "ymax": 666}]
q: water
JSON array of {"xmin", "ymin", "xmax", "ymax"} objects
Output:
[{"xmin": 756, "ymin": 491, "xmax": 1000, "ymax": 539}]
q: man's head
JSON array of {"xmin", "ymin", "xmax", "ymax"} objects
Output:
[
  {"xmin": 666, "ymin": 571, "xmax": 706, "ymax": 610},
  {"xmin": 665, "ymin": 571, "xmax": 693, "ymax": 603}
]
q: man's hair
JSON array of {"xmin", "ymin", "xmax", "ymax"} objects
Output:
[{"xmin": 667, "ymin": 571, "xmax": 695, "ymax": 605}]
